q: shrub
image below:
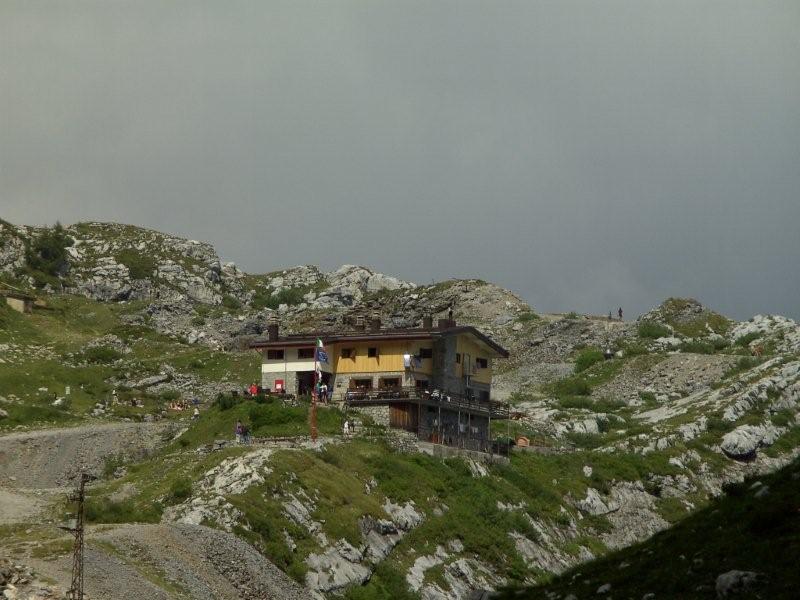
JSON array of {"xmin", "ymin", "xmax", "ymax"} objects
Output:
[
  {"xmin": 168, "ymin": 478, "xmax": 192, "ymax": 503},
  {"xmin": 116, "ymin": 249, "xmax": 156, "ymax": 280},
  {"xmin": 735, "ymin": 331, "xmax": 761, "ymax": 347},
  {"xmin": 575, "ymin": 348, "xmax": 604, "ymax": 373},
  {"xmin": 707, "ymin": 416, "xmax": 734, "ymax": 433},
  {"xmin": 552, "ymin": 377, "xmax": 591, "ymax": 397},
  {"xmin": 722, "ymin": 356, "xmax": 762, "ymax": 380},
  {"xmin": 565, "ymin": 311, "xmax": 580, "ymax": 320},
  {"xmin": 565, "ymin": 432, "xmax": 605, "ymax": 449},
  {"xmin": 215, "ymin": 393, "xmax": 242, "ymax": 410},
  {"xmin": 82, "ymin": 346, "xmax": 123, "ymax": 364},
  {"xmin": 711, "ymin": 337, "xmax": 729, "ymax": 351},
  {"xmin": 160, "ymin": 389, "xmax": 180, "ymax": 402},
  {"xmin": 102, "ymin": 453, "xmax": 126, "ymax": 478},
  {"xmin": 771, "ymin": 410, "xmax": 793, "ymax": 427},
  {"xmin": 619, "ymin": 341, "xmax": 649, "ymax": 357},
  {"xmin": 25, "ymin": 222, "xmax": 73, "ymax": 278},
  {"xmin": 639, "ymin": 391, "xmax": 657, "ymax": 405},
  {"xmin": 344, "ymin": 563, "xmax": 420, "ymax": 600},
  {"xmin": 85, "ymin": 497, "xmax": 162, "ymax": 524},
  {"xmin": 252, "ymin": 286, "xmax": 310, "ymax": 310},
  {"xmin": 516, "ymin": 311, "xmax": 540, "ymax": 323},
  {"xmin": 558, "ymin": 396, "xmax": 593, "ymax": 410},
  {"xmin": 679, "ymin": 340, "xmax": 715, "ymax": 354},
  {"xmin": 638, "ymin": 321, "xmax": 671, "ymax": 339},
  {"xmin": 222, "ymin": 294, "xmax": 242, "ymax": 310}
]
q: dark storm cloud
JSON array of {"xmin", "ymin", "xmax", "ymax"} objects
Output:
[{"xmin": 2, "ymin": 1, "xmax": 799, "ymax": 319}]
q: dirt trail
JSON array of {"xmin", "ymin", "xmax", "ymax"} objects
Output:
[
  {"xmin": 24, "ymin": 523, "xmax": 308, "ymax": 600},
  {"xmin": 0, "ymin": 487, "xmax": 47, "ymax": 524},
  {"xmin": 0, "ymin": 421, "xmax": 176, "ymax": 488}
]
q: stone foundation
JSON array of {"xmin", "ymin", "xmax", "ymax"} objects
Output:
[
  {"xmin": 262, "ymin": 371, "xmax": 299, "ymax": 396},
  {"xmin": 349, "ymin": 405, "xmax": 391, "ymax": 427}
]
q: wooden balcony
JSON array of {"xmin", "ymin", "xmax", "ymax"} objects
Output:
[{"xmin": 342, "ymin": 386, "xmax": 509, "ymax": 420}]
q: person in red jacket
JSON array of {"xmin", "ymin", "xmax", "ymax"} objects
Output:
[{"xmin": 249, "ymin": 382, "xmax": 258, "ymax": 397}]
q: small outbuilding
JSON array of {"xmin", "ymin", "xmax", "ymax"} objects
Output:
[{"xmin": 1, "ymin": 290, "xmax": 35, "ymax": 314}]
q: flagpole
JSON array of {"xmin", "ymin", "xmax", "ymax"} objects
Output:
[{"xmin": 311, "ymin": 342, "xmax": 318, "ymax": 442}]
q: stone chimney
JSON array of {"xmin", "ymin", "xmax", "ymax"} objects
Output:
[
  {"xmin": 267, "ymin": 318, "xmax": 279, "ymax": 341},
  {"xmin": 437, "ymin": 308, "xmax": 456, "ymax": 330},
  {"xmin": 370, "ymin": 315, "xmax": 382, "ymax": 332},
  {"xmin": 354, "ymin": 315, "xmax": 366, "ymax": 331},
  {"xmin": 422, "ymin": 314, "xmax": 433, "ymax": 329}
]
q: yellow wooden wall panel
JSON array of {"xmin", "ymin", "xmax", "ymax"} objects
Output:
[{"xmin": 330, "ymin": 341, "xmax": 432, "ymax": 374}]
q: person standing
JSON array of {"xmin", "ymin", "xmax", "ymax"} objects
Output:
[
  {"xmin": 235, "ymin": 420, "xmax": 243, "ymax": 444},
  {"xmin": 618, "ymin": 307, "xmax": 623, "ymax": 321}
]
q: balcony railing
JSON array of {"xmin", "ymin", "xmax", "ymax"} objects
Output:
[{"xmin": 342, "ymin": 386, "xmax": 509, "ymax": 419}]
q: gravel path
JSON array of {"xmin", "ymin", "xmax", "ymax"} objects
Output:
[
  {"xmin": 27, "ymin": 523, "xmax": 310, "ymax": 600},
  {"xmin": 0, "ymin": 421, "xmax": 175, "ymax": 488},
  {"xmin": 0, "ymin": 488, "xmax": 46, "ymax": 524}
]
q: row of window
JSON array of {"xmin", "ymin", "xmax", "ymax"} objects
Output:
[
  {"xmin": 266, "ymin": 347, "xmax": 488, "ymax": 368},
  {"xmin": 341, "ymin": 347, "xmax": 433, "ymax": 360}
]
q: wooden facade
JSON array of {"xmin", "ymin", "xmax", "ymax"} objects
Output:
[{"xmin": 389, "ymin": 403, "xmax": 419, "ymax": 432}]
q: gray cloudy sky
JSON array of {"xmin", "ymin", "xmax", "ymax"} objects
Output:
[{"xmin": 2, "ymin": 1, "xmax": 799, "ymax": 320}]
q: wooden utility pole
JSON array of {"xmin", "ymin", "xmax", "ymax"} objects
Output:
[
  {"xmin": 61, "ymin": 472, "xmax": 94, "ymax": 600},
  {"xmin": 310, "ymin": 395, "xmax": 318, "ymax": 442}
]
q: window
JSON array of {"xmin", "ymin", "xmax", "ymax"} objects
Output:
[
  {"xmin": 351, "ymin": 378, "xmax": 373, "ymax": 390},
  {"xmin": 455, "ymin": 353, "xmax": 461, "ymax": 364},
  {"xmin": 297, "ymin": 348, "xmax": 314, "ymax": 359},
  {"xmin": 266, "ymin": 349, "xmax": 284, "ymax": 360},
  {"xmin": 419, "ymin": 348, "xmax": 432, "ymax": 359},
  {"xmin": 368, "ymin": 347, "xmax": 378, "ymax": 358},
  {"xmin": 476, "ymin": 357, "xmax": 488, "ymax": 369},
  {"xmin": 341, "ymin": 348, "xmax": 355, "ymax": 359}
]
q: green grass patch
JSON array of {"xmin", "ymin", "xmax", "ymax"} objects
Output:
[
  {"xmin": 515, "ymin": 311, "xmax": 540, "ymax": 323},
  {"xmin": 637, "ymin": 321, "xmax": 671, "ymax": 339},
  {"xmin": 85, "ymin": 497, "xmax": 163, "ymax": 524},
  {"xmin": 496, "ymin": 458, "xmax": 800, "ymax": 600},
  {"xmin": 574, "ymin": 348, "xmax": 604, "ymax": 373},
  {"xmin": 115, "ymin": 249, "xmax": 157, "ymax": 280}
]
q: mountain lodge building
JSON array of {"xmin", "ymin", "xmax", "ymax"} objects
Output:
[{"xmin": 250, "ymin": 315, "xmax": 510, "ymax": 452}]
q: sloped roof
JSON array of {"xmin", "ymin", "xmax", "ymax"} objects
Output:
[{"xmin": 250, "ymin": 325, "xmax": 509, "ymax": 358}]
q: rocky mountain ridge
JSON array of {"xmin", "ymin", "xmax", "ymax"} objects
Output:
[{"xmin": 2, "ymin": 217, "xmax": 800, "ymax": 599}]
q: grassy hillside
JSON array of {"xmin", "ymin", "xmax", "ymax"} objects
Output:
[
  {"xmin": 0, "ymin": 295, "xmax": 260, "ymax": 431},
  {"xmin": 497, "ymin": 457, "xmax": 800, "ymax": 599}
]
